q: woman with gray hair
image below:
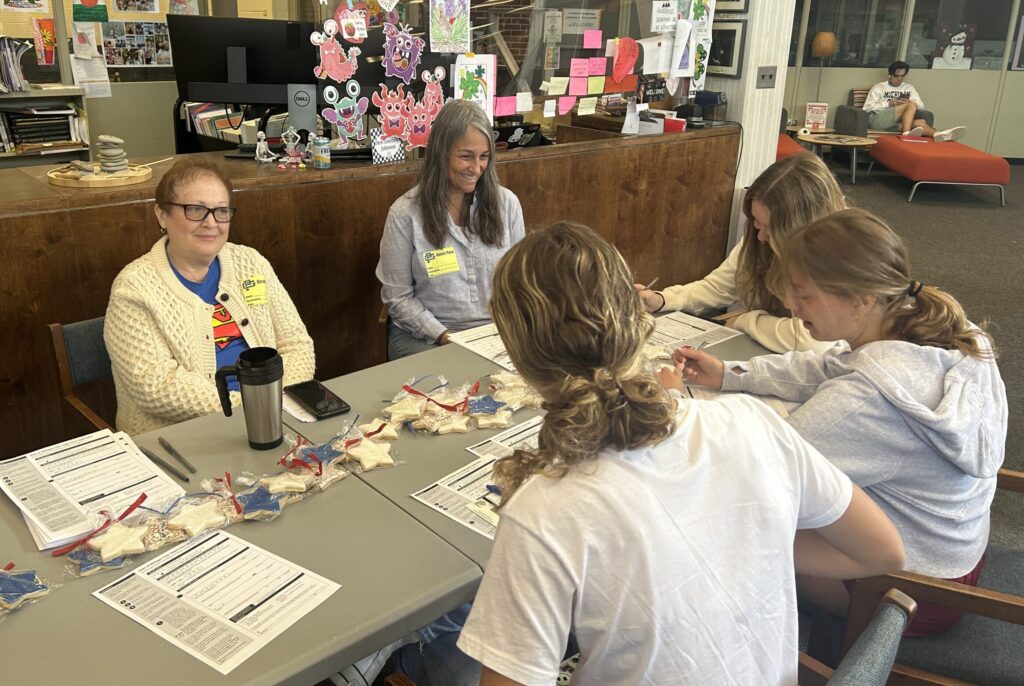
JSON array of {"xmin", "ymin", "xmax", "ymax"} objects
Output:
[{"xmin": 376, "ymin": 99, "xmax": 525, "ymax": 359}]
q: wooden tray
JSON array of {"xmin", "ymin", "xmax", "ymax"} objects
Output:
[{"xmin": 47, "ymin": 163, "xmax": 153, "ymax": 188}]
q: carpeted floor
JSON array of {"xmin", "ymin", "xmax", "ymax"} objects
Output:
[{"xmin": 832, "ymin": 157, "xmax": 1023, "ymax": 548}]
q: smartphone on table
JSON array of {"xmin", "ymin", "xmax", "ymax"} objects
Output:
[{"xmin": 284, "ymin": 380, "xmax": 350, "ymax": 420}]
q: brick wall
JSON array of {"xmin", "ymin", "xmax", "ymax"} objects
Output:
[{"xmin": 470, "ymin": 0, "xmax": 534, "ymax": 65}]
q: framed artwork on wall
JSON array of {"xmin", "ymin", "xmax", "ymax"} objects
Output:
[
  {"xmin": 715, "ymin": 0, "xmax": 749, "ymax": 12},
  {"xmin": 707, "ymin": 19, "xmax": 746, "ymax": 78}
]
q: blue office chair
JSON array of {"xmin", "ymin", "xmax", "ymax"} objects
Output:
[{"xmin": 48, "ymin": 317, "xmax": 115, "ymax": 432}]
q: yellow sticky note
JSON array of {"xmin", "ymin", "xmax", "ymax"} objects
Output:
[
  {"xmin": 240, "ymin": 276, "xmax": 268, "ymax": 305},
  {"xmin": 588, "ymin": 76, "xmax": 605, "ymax": 94},
  {"xmin": 578, "ymin": 97, "xmax": 598, "ymax": 116},
  {"xmin": 423, "ymin": 247, "xmax": 460, "ymax": 277},
  {"xmin": 548, "ymin": 77, "xmax": 570, "ymax": 95}
]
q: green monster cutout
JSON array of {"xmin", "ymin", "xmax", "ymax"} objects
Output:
[
  {"xmin": 692, "ymin": 0, "xmax": 708, "ymax": 21},
  {"xmin": 694, "ymin": 43, "xmax": 707, "ymax": 80}
]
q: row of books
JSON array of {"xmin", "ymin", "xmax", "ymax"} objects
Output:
[
  {"xmin": 0, "ymin": 104, "xmax": 89, "ymax": 154},
  {"xmin": 184, "ymin": 101, "xmax": 243, "ymax": 143},
  {"xmin": 0, "ymin": 36, "xmax": 32, "ymax": 94}
]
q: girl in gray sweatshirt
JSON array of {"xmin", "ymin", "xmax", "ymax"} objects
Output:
[{"xmin": 666, "ymin": 208, "xmax": 1007, "ymax": 634}]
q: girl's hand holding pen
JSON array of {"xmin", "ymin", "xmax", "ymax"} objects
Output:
[
  {"xmin": 633, "ymin": 283, "xmax": 665, "ymax": 313},
  {"xmin": 673, "ymin": 346, "xmax": 726, "ymax": 390}
]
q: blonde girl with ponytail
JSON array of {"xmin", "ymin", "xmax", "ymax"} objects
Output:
[
  {"xmin": 672, "ymin": 208, "xmax": 1007, "ymax": 637},
  {"xmin": 455, "ymin": 222, "xmax": 903, "ymax": 686}
]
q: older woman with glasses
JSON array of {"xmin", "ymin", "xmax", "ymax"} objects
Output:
[{"xmin": 105, "ymin": 157, "xmax": 315, "ymax": 435}]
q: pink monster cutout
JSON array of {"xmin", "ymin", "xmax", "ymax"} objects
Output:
[
  {"xmin": 420, "ymin": 66, "xmax": 446, "ymax": 117},
  {"xmin": 372, "ymin": 83, "xmax": 413, "ymax": 140},
  {"xmin": 311, "ymin": 19, "xmax": 362, "ymax": 82},
  {"xmin": 403, "ymin": 99, "xmax": 434, "ymax": 150}
]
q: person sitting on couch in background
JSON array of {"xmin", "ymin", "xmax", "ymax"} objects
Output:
[{"xmin": 863, "ymin": 61, "xmax": 966, "ymax": 142}]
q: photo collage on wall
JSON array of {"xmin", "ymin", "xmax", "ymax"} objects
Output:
[{"xmin": 101, "ymin": 21, "xmax": 172, "ymax": 66}]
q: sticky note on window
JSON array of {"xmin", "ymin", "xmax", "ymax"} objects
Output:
[
  {"xmin": 578, "ymin": 97, "xmax": 598, "ymax": 115},
  {"xmin": 583, "ymin": 29, "xmax": 603, "ymax": 49},
  {"xmin": 569, "ymin": 77, "xmax": 587, "ymax": 96},
  {"xmin": 588, "ymin": 76, "xmax": 605, "ymax": 94},
  {"xmin": 516, "ymin": 91, "xmax": 533, "ymax": 112},
  {"xmin": 543, "ymin": 99, "xmax": 557, "ymax": 117},
  {"xmin": 605, "ymin": 39, "xmax": 618, "ymax": 57},
  {"xmin": 494, "ymin": 96, "xmax": 517, "ymax": 117},
  {"xmin": 558, "ymin": 96, "xmax": 577, "ymax": 115},
  {"xmin": 569, "ymin": 58, "xmax": 589, "ymax": 77},
  {"xmin": 588, "ymin": 57, "xmax": 607, "ymax": 75},
  {"xmin": 548, "ymin": 77, "xmax": 570, "ymax": 95}
]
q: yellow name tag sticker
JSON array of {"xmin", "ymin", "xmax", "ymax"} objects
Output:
[
  {"xmin": 423, "ymin": 247, "xmax": 460, "ymax": 277},
  {"xmin": 241, "ymin": 276, "xmax": 268, "ymax": 306}
]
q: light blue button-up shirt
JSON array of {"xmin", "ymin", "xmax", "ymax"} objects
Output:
[{"xmin": 376, "ymin": 185, "xmax": 526, "ymax": 343}]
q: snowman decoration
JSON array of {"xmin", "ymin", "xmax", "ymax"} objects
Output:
[{"xmin": 935, "ymin": 27, "xmax": 971, "ymax": 69}]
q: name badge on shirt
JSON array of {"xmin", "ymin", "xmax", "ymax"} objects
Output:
[
  {"xmin": 423, "ymin": 247, "xmax": 460, "ymax": 278},
  {"xmin": 241, "ymin": 276, "xmax": 268, "ymax": 306}
]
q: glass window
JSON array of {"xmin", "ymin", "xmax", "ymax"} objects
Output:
[
  {"xmin": 802, "ymin": 0, "xmax": 907, "ymax": 68},
  {"xmin": 788, "ymin": 0, "xmax": 805, "ymax": 67},
  {"xmin": 908, "ymin": 0, "xmax": 1014, "ymax": 71},
  {"xmin": 1012, "ymin": 9, "xmax": 1024, "ymax": 71}
]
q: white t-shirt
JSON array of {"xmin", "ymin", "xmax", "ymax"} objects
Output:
[
  {"xmin": 457, "ymin": 394, "xmax": 853, "ymax": 686},
  {"xmin": 863, "ymin": 80, "xmax": 925, "ymax": 112}
]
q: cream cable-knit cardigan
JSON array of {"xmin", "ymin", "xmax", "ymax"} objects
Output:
[{"xmin": 105, "ymin": 239, "xmax": 316, "ymax": 435}]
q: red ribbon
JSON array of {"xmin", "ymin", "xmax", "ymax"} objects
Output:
[
  {"xmin": 401, "ymin": 381, "xmax": 480, "ymax": 413},
  {"xmin": 51, "ymin": 492, "xmax": 149, "ymax": 557},
  {"xmin": 363, "ymin": 422, "xmax": 388, "ymax": 438},
  {"xmin": 2, "ymin": 562, "xmax": 14, "ymax": 572},
  {"xmin": 278, "ymin": 441, "xmax": 323, "ymax": 476},
  {"xmin": 213, "ymin": 472, "xmax": 243, "ymax": 514}
]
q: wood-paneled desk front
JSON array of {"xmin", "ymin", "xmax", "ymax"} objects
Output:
[
  {"xmin": 1, "ymin": 409, "xmax": 481, "ymax": 686},
  {"xmin": 286, "ymin": 330, "xmax": 771, "ymax": 569},
  {"xmin": 0, "ymin": 126, "xmax": 740, "ymax": 459}
]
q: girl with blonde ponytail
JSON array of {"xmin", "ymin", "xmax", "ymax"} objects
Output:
[
  {"xmin": 672, "ymin": 208, "xmax": 1007, "ymax": 637},
  {"xmin": 456, "ymin": 222, "xmax": 904, "ymax": 686}
]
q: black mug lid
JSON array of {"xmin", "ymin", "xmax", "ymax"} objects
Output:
[{"xmin": 236, "ymin": 347, "xmax": 283, "ymax": 385}]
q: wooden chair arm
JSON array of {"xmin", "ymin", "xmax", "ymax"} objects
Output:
[
  {"xmin": 64, "ymin": 394, "xmax": 114, "ymax": 432},
  {"xmin": 997, "ymin": 468, "xmax": 1024, "ymax": 494},
  {"xmin": 887, "ymin": 664, "xmax": 976, "ymax": 686},
  {"xmin": 798, "ymin": 651, "xmax": 833, "ymax": 686}
]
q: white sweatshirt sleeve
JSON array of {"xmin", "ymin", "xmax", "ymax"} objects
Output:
[
  {"xmin": 721, "ymin": 349, "xmax": 840, "ymax": 402},
  {"xmin": 862, "ymin": 82, "xmax": 889, "ymax": 113},
  {"xmin": 907, "ymin": 84, "xmax": 925, "ymax": 109},
  {"xmin": 659, "ymin": 242, "xmax": 741, "ymax": 314}
]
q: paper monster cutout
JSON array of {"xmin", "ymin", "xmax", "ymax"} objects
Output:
[
  {"xmin": 323, "ymin": 80, "xmax": 369, "ymax": 146},
  {"xmin": 335, "ymin": 7, "xmax": 369, "ymax": 44},
  {"xmin": 87, "ymin": 521, "xmax": 149, "ymax": 562},
  {"xmin": 403, "ymin": 98, "xmax": 435, "ymax": 150},
  {"xmin": 421, "ymin": 66, "xmax": 446, "ymax": 115},
  {"xmin": 312, "ymin": 19, "xmax": 362, "ymax": 83},
  {"xmin": 383, "ymin": 22, "xmax": 425, "ymax": 85},
  {"xmin": 373, "ymin": 83, "xmax": 414, "ymax": 141}
]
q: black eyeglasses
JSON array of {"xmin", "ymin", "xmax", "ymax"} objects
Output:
[{"xmin": 165, "ymin": 202, "xmax": 236, "ymax": 223}]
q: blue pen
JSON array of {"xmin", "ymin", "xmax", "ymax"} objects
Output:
[{"xmin": 485, "ymin": 484, "xmax": 503, "ymax": 496}]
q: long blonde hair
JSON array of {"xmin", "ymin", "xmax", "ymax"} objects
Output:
[
  {"xmin": 737, "ymin": 154, "xmax": 847, "ymax": 314},
  {"xmin": 780, "ymin": 208, "xmax": 993, "ymax": 358},
  {"xmin": 489, "ymin": 222, "xmax": 676, "ymax": 503}
]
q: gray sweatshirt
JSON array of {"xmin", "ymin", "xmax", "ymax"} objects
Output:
[{"xmin": 722, "ymin": 339, "xmax": 1007, "ymax": 577}]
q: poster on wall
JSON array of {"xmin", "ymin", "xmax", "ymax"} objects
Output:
[
  {"xmin": 73, "ymin": 0, "xmax": 109, "ymax": 22},
  {"xmin": 544, "ymin": 44, "xmax": 560, "ymax": 69},
  {"xmin": 689, "ymin": 0, "xmax": 716, "ymax": 91},
  {"xmin": 101, "ymin": 21, "xmax": 172, "ymax": 66},
  {"xmin": 454, "ymin": 53, "xmax": 496, "ymax": 123},
  {"xmin": 167, "ymin": 0, "xmax": 198, "ymax": 13},
  {"xmin": 114, "ymin": 0, "xmax": 158, "ymax": 10},
  {"xmin": 543, "ymin": 10, "xmax": 561, "ymax": 43},
  {"xmin": 31, "ymin": 18, "xmax": 56, "ymax": 65},
  {"xmin": 3, "ymin": 0, "xmax": 49, "ymax": 11},
  {"xmin": 72, "ymin": 21, "xmax": 101, "ymax": 57},
  {"xmin": 561, "ymin": 8, "xmax": 601, "ymax": 35},
  {"xmin": 429, "ymin": 0, "xmax": 470, "ymax": 54},
  {"xmin": 930, "ymin": 23, "xmax": 975, "ymax": 70}
]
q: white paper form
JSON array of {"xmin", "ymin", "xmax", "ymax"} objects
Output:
[
  {"xmin": 0, "ymin": 430, "xmax": 185, "ymax": 550},
  {"xmin": 93, "ymin": 530, "xmax": 340, "ymax": 675},
  {"xmin": 649, "ymin": 311, "xmax": 741, "ymax": 352},
  {"xmin": 448, "ymin": 323, "xmax": 515, "ymax": 371},
  {"xmin": 411, "ymin": 416, "xmax": 544, "ymax": 539}
]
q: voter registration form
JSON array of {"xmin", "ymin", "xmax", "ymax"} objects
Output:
[{"xmin": 94, "ymin": 530, "xmax": 340, "ymax": 674}]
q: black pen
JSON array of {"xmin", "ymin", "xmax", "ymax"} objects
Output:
[
  {"xmin": 140, "ymin": 446, "xmax": 190, "ymax": 483},
  {"xmin": 158, "ymin": 436, "xmax": 197, "ymax": 474}
]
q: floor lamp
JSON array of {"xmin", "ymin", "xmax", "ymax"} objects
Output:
[{"xmin": 811, "ymin": 31, "xmax": 838, "ymax": 102}]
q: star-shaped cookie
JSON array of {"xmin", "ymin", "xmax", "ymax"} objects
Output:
[
  {"xmin": 384, "ymin": 395, "xmax": 427, "ymax": 421},
  {"xmin": 0, "ymin": 569, "xmax": 50, "ymax": 610},
  {"xmin": 167, "ymin": 501, "xmax": 227, "ymax": 538},
  {"xmin": 468, "ymin": 395, "xmax": 507, "ymax": 416},
  {"xmin": 260, "ymin": 472, "xmax": 313, "ymax": 494},
  {"xmin": 436, "ymin": 414, "xmax": 471, "ymax": 434},
  {"xmin": 359, "ymin": 418, "xmax": 400, "ymax": 441},
  {"xmin": 87, "ymin": 521, "xmax": 149, "ymax": 562},
  {"xmin": 476, "ymin": 409, "xmax": 512, "ymax": 429},
  {"xmin": 346, "ymin": 439, "xmax": 394, "ymax": 470}
]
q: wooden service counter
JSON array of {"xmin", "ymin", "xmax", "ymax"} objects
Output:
[{"xmin": 0, "ymin": 125, "xmax": 739, "ymax": 458}]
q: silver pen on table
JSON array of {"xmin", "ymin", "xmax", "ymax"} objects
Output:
[
  {"xmin": 140, "ymin": 446, "xmax": 190, "ymax": 483},
  {"xmin": 158, "ymin": 436, "xmax": 197, "ymax": 474}
]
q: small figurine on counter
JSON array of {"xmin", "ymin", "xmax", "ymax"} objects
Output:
[
  {"xmin": 279, "ymin": 126, "xmax": 306, "ymax": 168},
  {"xmin": 254, "ymin": 131, "xmax": 278, "ymax": 164}
]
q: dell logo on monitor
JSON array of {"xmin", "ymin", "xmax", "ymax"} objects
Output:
[{"xmin": 294, "ymin": 91, "xmax": 311, "ymax": 107}]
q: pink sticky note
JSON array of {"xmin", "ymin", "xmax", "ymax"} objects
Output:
[
  {"xmin": 558, "ymin": 96, "xmax": 577, "ymax": 115},
  {"xmin": 569, "ymin": 77, "xmax": 588, "ymax": 96},
  {"xmin": 588, "ymin": 57, "xmax": 607, "ymax": 75},
  {"xmin": 583, "ymin": 29, "xmax": 603, "ymax": 49},
  {"xmin": 569, "ymin": 58, "xmax": 589, "ymax": 77},
  {"xmin": 494, "ymin": 96, "xmax": 517, "ymax": 117}
]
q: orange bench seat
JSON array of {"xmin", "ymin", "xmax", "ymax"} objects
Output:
[
  {"xmin": 868, "ymin": 136, "xmax": 1009, "ymax": 205},
  {"xmin": 776, "ymin": 133, "xmax": 806, "ymax": 161}
]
